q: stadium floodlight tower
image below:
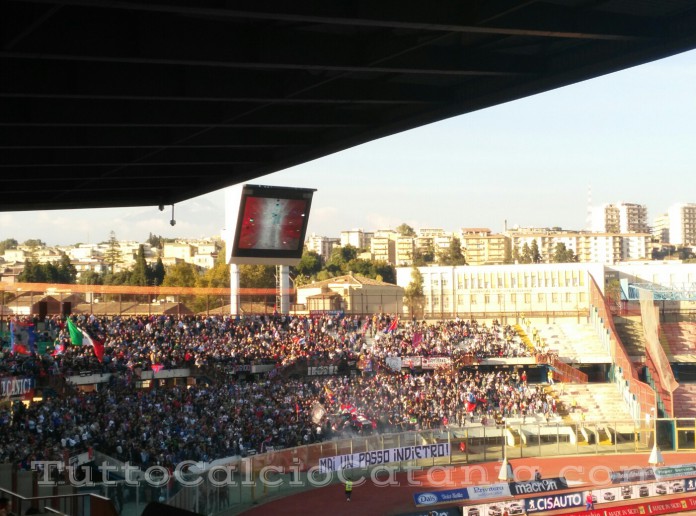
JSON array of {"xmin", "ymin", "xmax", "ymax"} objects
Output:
[{"xmin": 223, "ymin": 184, "xmax": 316, "ymax": 315}]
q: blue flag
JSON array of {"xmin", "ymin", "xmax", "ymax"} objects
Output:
[{"xmin": 10, "ymin": 320, "xmax": 35, "ymax": 355}]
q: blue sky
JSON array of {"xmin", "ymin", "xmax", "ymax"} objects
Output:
[{"xmin": 3, "ymin": 49, "xmax": 696, "ymax": 246}]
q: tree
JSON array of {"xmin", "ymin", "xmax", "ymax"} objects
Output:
[
  {"xmin": 404, "ymin": 266, "xmax": 425, "ymax": 319},
  {"xmin": 605, "ymin": 279, "xmax": 622, "ymax": 314},
  {"xmin": 437, "ymin": 237, "xmax": 467, "ymax": 266},
  {"xmin": 551, "ymin": 243, "xmax": 577, "ymax": 263},
  {"xmin": 239, "ymin": 264, "xmax": 276, "ymax": 288},
  {"xmin": 530, "ymin": 240, "xmax": 542, "ymax": 263},
  {"xmin": 372, "ymin": 261, "xmax": 396, "ymax": 284},
  {"xmin": 79, "ymin": 271, "xmax": 103, "ymax": 285},
  {"xmin": 395, "ymin": 223, "xmax": 416, "ymax": 237},
  {"xmin": 152, "ymin": 257, "xmax": 166, "ymax": 286},
  {"xmin": 130, "ymin": 245, "xmax": 151, "ymax": 285},
  {"xmin": 504, "ymin": 239, "xmax": 513, "ymax": 264},
  {"xmin": 147, "ymin": 233, "xmax": 165, "ymax": 249},
  {"xmin": 520, "ymin": 243, "xmax": 532, "ymax": 264},
  {"xmin": 0, "ymin": 239, "xmax": 18, "ymax": 254},
  {"xmin": 512, "ymin": 245, "xmax": 520, "ymax": 264},
  {"xmin": 198, "ymin": 250, "xmax": 230, "ymax": 288},
  {"xmin": 326, "ymin": 245, "xmax": 358, "ymax": 275},
  {"xmin": 294, "ymin": 250, "xmax": 322, "ymax": 278},
  {"xmin": 22, "ymin": 239, "xmax": 45, "ymax": 247},
  {"xmin": 413, "ymin": 244, "xmax": 435, "ymax": 266},
  {"xmin": 346, "ymin": 258, "xmax": 374, "ymax": 277},
  {"xmin": 103, "ymin": 231, "xmax": 123, "ymax": 274},
  {"xmin": 57, "ymin": 253, "xmax": 77, "ymax": 283},
  {"xmin": 104, "ymin": 270, "xmax": 132, "ymax": 285},
  {"xmin": 162, "ymin": 262, "xmax": 199, "ymax": 287},
  {"xmin": 18, "ymin": 258, "xmax": 44, "ymax": 283}
]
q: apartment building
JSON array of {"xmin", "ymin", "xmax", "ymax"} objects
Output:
[
  {"xmin": 592, "ymin": 202, "xmax": 649, "ymax": 234},
  {"xmin": 340, "ymin": 229, "xmax": 373, "ymax": 250},
  {"xmin": 370, "ymin": 236, "xmax": 396, "ymax": 264},
  {"xmin": 305, "ymin": 233, "xmax": 340, "ymax": 259},
  {"xmin": 506, "ymin": 228, "xmax": 649, "ymax": 265},
  {"xmin": 652, "ymin": 213, "xmax": 670, "ymax": 243},
  {"xmin": 459, "ymin": 228, "xmax": 507, "ymax": 265},
  {"xmin": 667, "ymin": 203, "xmax": 696, "ymax": 246},
  {"xmin": 395, "ymin": 237, "xmax": 415, "ymax": 266}
]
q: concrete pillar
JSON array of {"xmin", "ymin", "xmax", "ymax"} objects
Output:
[
  {"xmin": 230, "ymin": 264, "xmax": 240, "ymax": 315},
  {"xmin": 279, "ymin": 265, "xmax": 290, "ymax": 314}
]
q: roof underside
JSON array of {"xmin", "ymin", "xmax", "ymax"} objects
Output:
[{"xmin": 3, "ymin": 0, "xmax": 696, "ymax": 212}]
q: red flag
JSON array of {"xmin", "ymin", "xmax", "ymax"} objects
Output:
[
  {"xmin": 152, "ymin": 364, "xmax": 164, "ymax": 373},
  {"xmin": 387, "ymin": 316, "xmax": 399, "ymax": 333},
  {"xmin": 91, "ymin": 335, "xmax": 105, "ymax": 363},
  {"xmin": 412, "ymin": 332, "xmax": 422, "ymax": 346},
  {"xmin": 12, "ymin": 343, "xmax": 31, "ymax": 356}
]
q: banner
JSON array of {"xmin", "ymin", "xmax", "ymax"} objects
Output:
[
  {"xmin": 510, "ymin": 477, "xmax": 568, "ymax": 496},
  {"xmin": 402, "ymin": 357, "xmax": 422, "ymax": 369},
  {"xmin": 467, "ymin": 483, "xmax": 512, "ymax": 501},
  {"xmin": 397, "ymin": 508, "xmax": 460, "ymax": 516},
  {"xmin": 386, "ymin": 356, "xmax": 402, "ymax": 371},
  {"xmin": 566, "ymin": 495, "xmax": 696, "ymax": 516},
  {"xmin": 654, "ymin": 463, "xmax": 696, "ymax": 480},
  {"xmin": 413, "ymin": 488, "xmax": 469, "ymax": 506},
  {"xmin": 421, "ymin": 357, "xmax": 452, "ymax": 369},
  {"xmin": 525, "ymin": 492, "xmax": 584, "ymax": 513},
  {"xmin": 319, "ymin": 443, "xmax": 450, "ymax": 473},
  {"xmin": 307, "ymin": 365, "xmax": 338, "ymax": 376},
  {"xmin": 611, "ymin": 468, "xmax": 656, "ymax": 483},
  {"xmin": 0, "ymin": 377, "xmax": 35, "ymax": 399}
]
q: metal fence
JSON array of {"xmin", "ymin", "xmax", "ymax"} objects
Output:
[{"xmin": 152, "ymin": 417, "xmax": 692, "ymax": 515}]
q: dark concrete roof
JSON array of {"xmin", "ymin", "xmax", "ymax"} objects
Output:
[{"xmin": 3, "ymin": 1, "xmax": 696, "ymax": 212}]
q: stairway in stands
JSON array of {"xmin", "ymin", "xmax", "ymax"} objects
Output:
[
  {"xmin": 613, "ymin": 316, "xmax": 647, "ymax": 358},
  {"xmin": 535, "ymin": 321, "xmax": 610, "ymax": 363},
  {"xmin": 555, "ymin": 384, "xmax": 633, "ymax": 423}
]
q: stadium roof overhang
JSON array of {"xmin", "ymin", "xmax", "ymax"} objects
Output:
[{"xmin": 3, "ymin": 0, "xmax": 696, "ymax": 212}]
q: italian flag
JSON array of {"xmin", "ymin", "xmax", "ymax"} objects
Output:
[{"xmin": 66, "ymin": 318, "xmax": 105, "ymax": 363}]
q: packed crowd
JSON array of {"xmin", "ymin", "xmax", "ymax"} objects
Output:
[
  {"xmin": 1, "ymin": 366, "xmax": 557, "ymax": 471},
  {"xmin": 0, "ymin": 313, "xmax": 549, "ymax": 471},
  {"xmin": 3, "ymin": 314, "xmax": 532, "ymax": 377},
  {"xmin": 370, "ymin": 318, "xmax": 531, "ymax": 362}
]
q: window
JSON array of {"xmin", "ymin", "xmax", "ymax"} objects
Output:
[
  {"xmin": 484, "ymin": 294, "xmax": 490, "ymax": 304},
  {"xmin": 565, "ymin": 292, "xmax": 572, "ymax": 303},
  {"xmin": 524, "ymin": 293, "xmax": 531, "ymax": 304},
  {"xmin": 457, "ymin": 294, "xmax": 465, "ymax": 306},
  {"xmin": 552, "ymin": 293, "xmax": 558, "ymax": 303},
  {"xmin": 510, "ymin": 293, "xmax": 517, "ymax": 303},
  {"xmin": 470, "ymin": 294, "xmax": 477, "ymax": 305},
  {"xmin": 538, "ymin": 293, "xmax": 544, "ymax": 303}
]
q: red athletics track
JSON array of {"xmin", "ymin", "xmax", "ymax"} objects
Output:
[{"xmin": 241, "ymin": 452, "xmax": 696, "ymax": 516}]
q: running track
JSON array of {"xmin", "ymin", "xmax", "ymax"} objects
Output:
[{"xmin": 241, "ymin": 452, "xmax": 696, "ymax": 516}]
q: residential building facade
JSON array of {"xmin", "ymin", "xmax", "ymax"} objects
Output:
[
  {"xmin": 667, "ymin": 203, "xmax": 696, "ymax": 246},
  {"xmin": 592, "ymin": 202, "xmax": 649, "ymax": 234},
  {"xmin": 459, "ymin": 228, "xmax": 507, "ymax": 265},
  {"xmin": 306, "ymin": 233, "xmax": 340, "ymax": 258}
]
